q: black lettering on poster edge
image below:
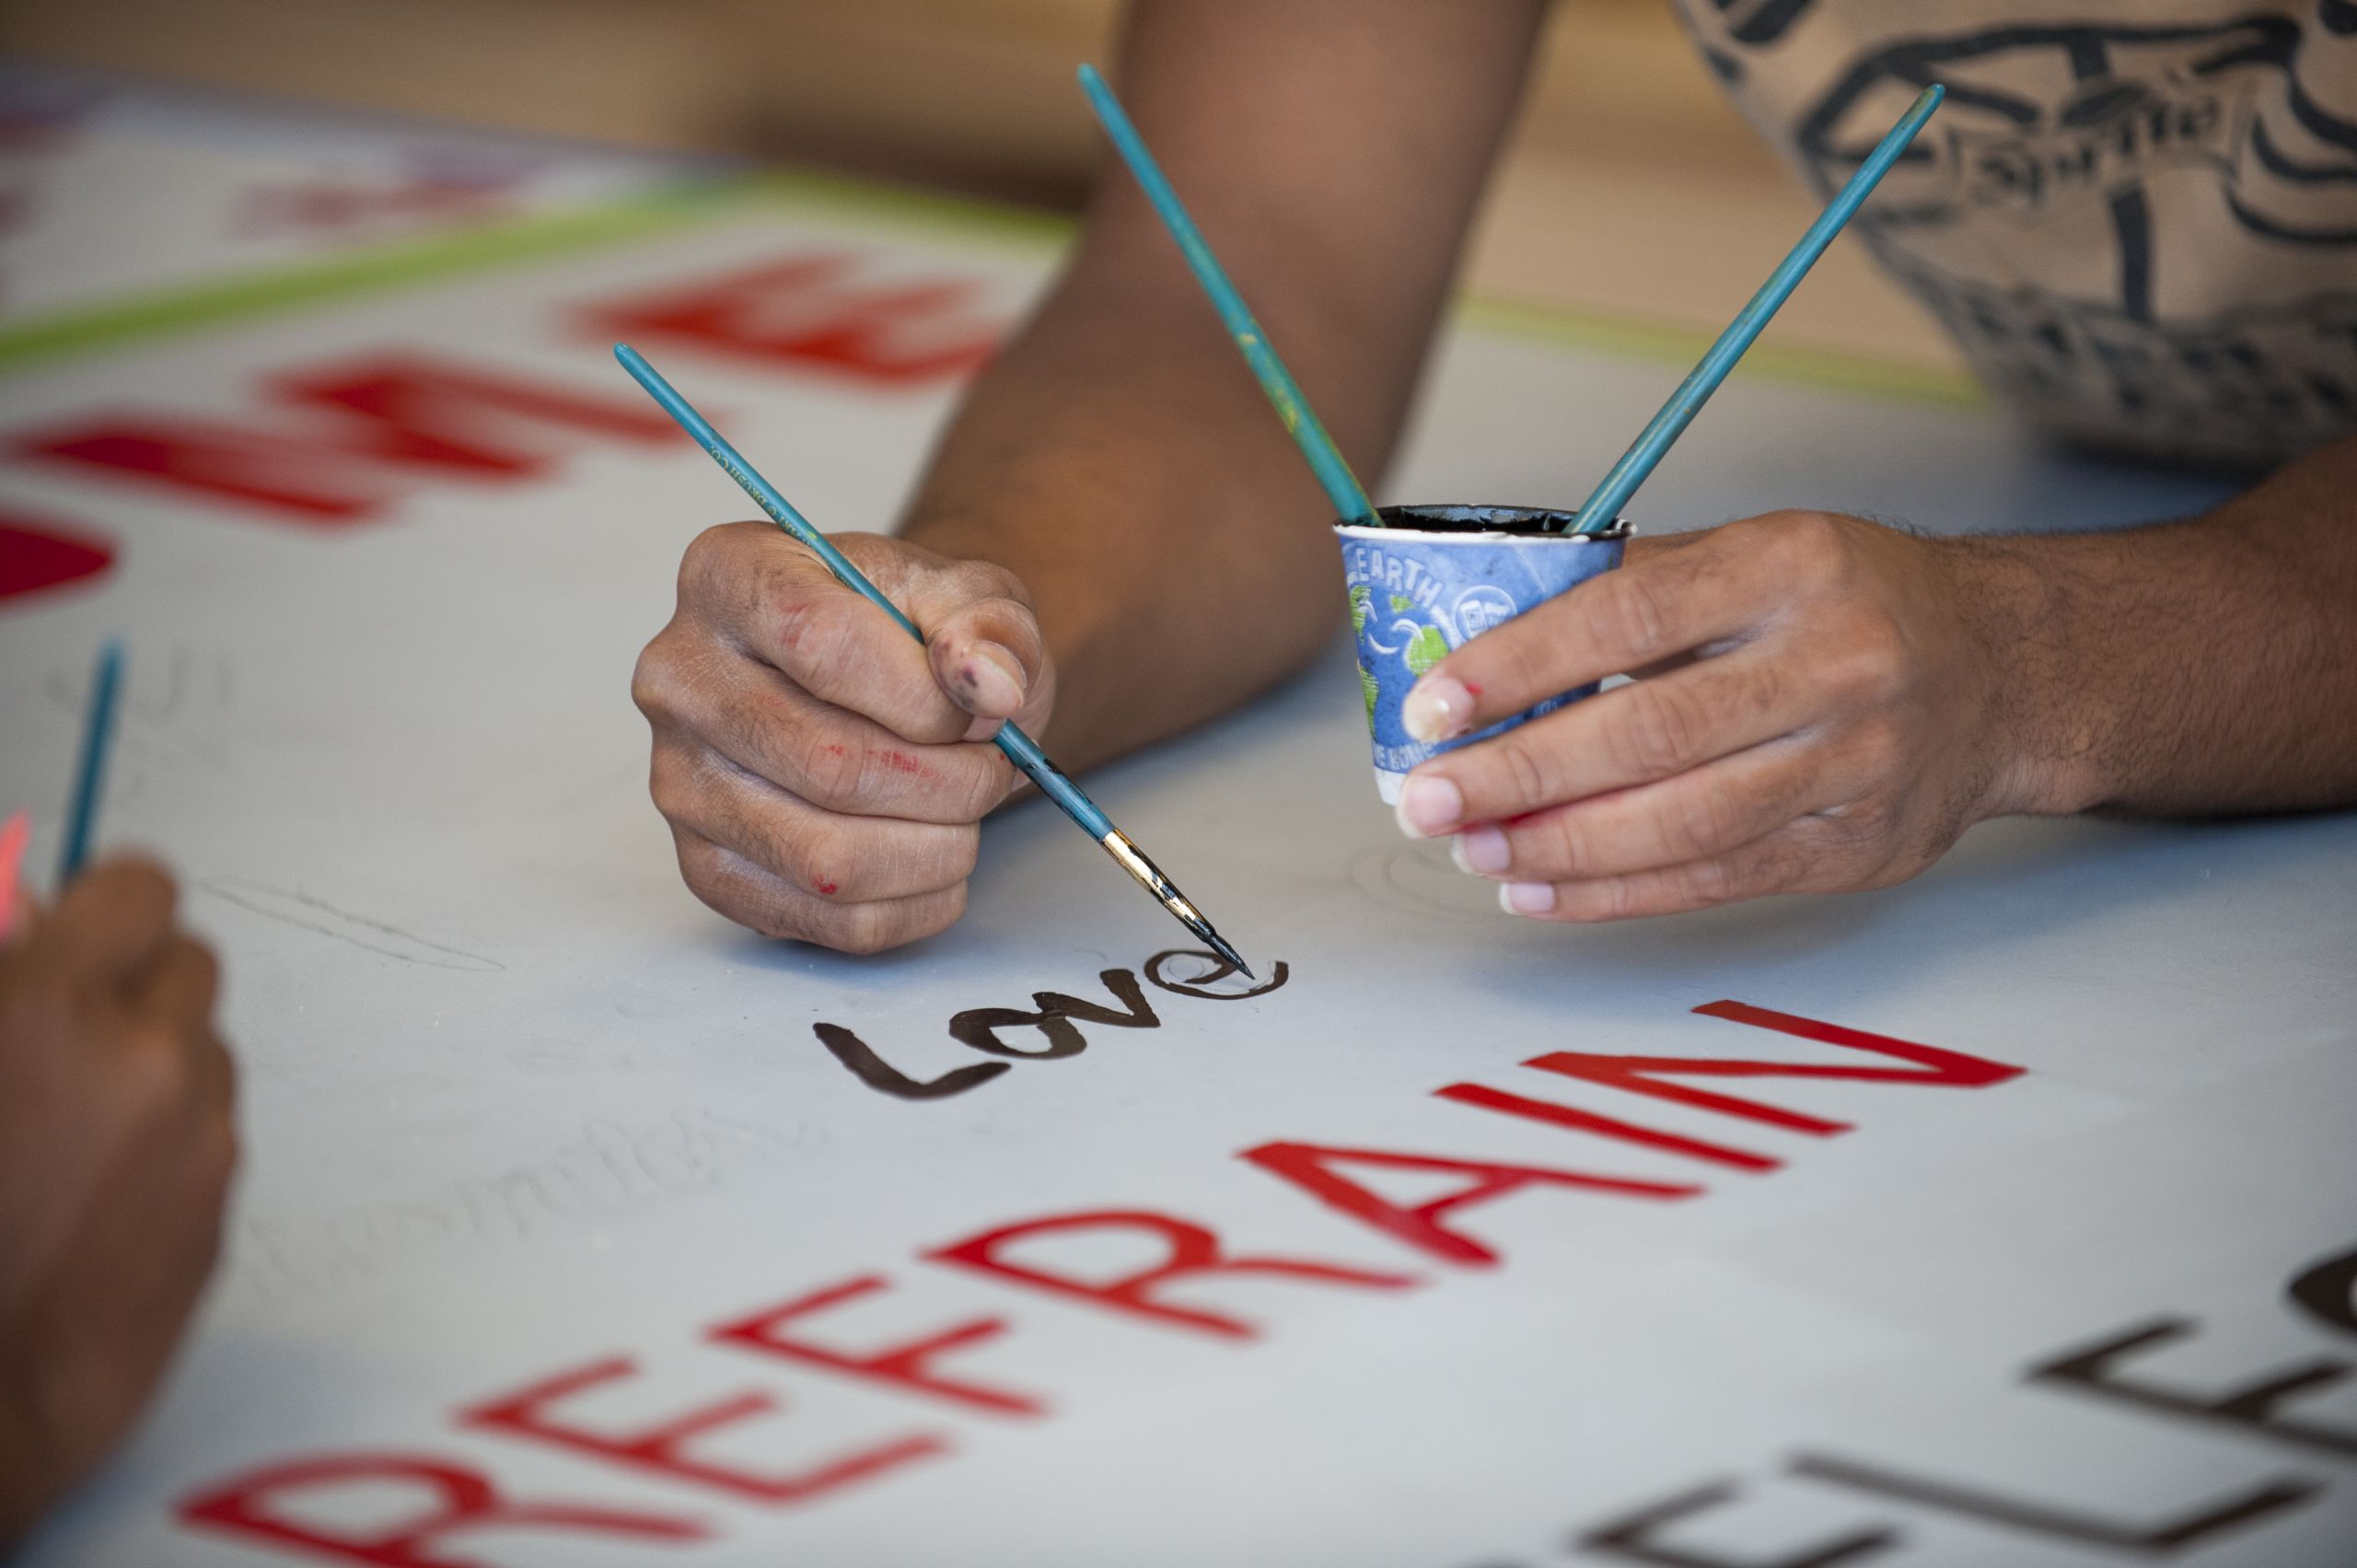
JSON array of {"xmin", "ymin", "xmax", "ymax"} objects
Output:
[
  {"xmin": 1789, "ymin": 1448, "xmax": 2318, "ymax": 1552},
  {"xmin": 1573, "ymin": 1476, "xmax": 1896, "ymax": 1567},
  {"xmin": 2027, "ymin": 1317, "xmax": 2357, "ymax": 1458},
  {"xmin": 2287, "ymin": 1240, "xmax": 2357, "ymax": 1340}
]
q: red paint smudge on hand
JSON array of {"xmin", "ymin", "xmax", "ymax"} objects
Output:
[
  {"xmin": 881, "ymin": 750, "xmax": 925, "ymax": 776},
  {"xmin": 815, "ymin": 880, "xmax": 839, "ymax": 897}
]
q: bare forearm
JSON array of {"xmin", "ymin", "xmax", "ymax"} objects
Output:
[
  {"xmin": 903, "ymin": 0, "xmax": 1546, "ymax": 770},
  {"xmin": 903, "ymin": 268, "xmax": 1358, "ymax": 769},
  {"xmin": 1965, "ymin": 432, "xmax": 2357, "ymax": 818}
]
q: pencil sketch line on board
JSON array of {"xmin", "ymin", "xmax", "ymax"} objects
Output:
[{"xmin": 199, "ymin": 877, "xmax": 505, "ymax": 971}]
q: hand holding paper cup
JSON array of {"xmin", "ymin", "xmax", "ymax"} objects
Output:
[{"xmin": 1339, "ymin": 505, "xmax": 1630, "ymax": 804}]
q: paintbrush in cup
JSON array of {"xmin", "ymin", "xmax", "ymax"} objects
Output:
[
  {"xmin": 1078, "ymin": 63, "xmax": 1381, "ymax": 530},
  {"xmin": 1564, "ymin": 85, "xmax": 1945, "ymax": 535}
]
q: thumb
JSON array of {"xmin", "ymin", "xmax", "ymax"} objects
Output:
[{"xmin": 911, "ymin": 565, "xmax": 1048, "ymax": 735}]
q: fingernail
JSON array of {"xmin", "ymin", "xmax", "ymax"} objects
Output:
[
  {"xmin": 1502, "ymin": 881, "xmax": 1556, "ymax": 916},
  {"xmin": 1394, "ymin": 773, "xmax": 1462, "ymax": 838},
  {"xmin": 956, "ymin": 642, "xmax": 1025, "ymax": 716},
  {"xmin": 1456, "ymin": 824, "xmax": 1510, "ymax": 875},
  {"xmin": 960, "ymin": 714, "xmax": 1003, "ymax": 742},
  {"xmin": 1401, "ymin": 676, "xmax": 1473, "ymax": 743}
]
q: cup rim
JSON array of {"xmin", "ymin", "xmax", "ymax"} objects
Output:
[{"xmin": 1335, "ymin": 502, "xmax": 1631, "ymax": 542}]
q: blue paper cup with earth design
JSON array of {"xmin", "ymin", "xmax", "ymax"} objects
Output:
[{"xmin": 1338, "ymin": 504, "xmax": 1631, "ymax": 804}]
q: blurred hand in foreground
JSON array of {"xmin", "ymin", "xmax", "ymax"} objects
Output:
[{"xmin": 0, "ymin": 857, "xmax": 236, "ymax": 1542}]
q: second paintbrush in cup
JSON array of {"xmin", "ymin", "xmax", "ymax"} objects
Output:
[{"xmin": 1339, "ymin": 505, "xmax": 1629, "ymax": 804}]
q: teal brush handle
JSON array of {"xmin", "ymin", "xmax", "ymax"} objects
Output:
[
  {"xmin": 1077, "ymin": 63, "xmax": 1379, "ymax": 528},
  {"xmin": 614, "ymin": 344, "xmax": 1114, "ymax": 840},
  {"xmin": 1569, "ymin": 83, "xmax": 1945, "ymax": 535}
]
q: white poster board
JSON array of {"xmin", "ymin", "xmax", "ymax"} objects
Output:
[{"xmin": 0, "ymin": 79, "xmax": 2351, "ymax": 1568}]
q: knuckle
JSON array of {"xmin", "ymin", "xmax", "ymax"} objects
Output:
[
  {"xmin": 1832, "ymin": 791, "xmax": 1901, "ymax": 848},
  {"xmin": 951, "ymin": 828, "xmax": 981, "ymax": 881},
  {"xmin": 1741, "ymin": 516, "xmax": 1843, "ymax": 598},
  {"xmin": 789, "ymin": 726, "xmax": 865, "ymax": 807},
  {"xmin": 827, "ymin": 900, "xmax": 905, "ymax": 957},
  {"xmin": 789, "ymin": 828, "xmax": 854, "ymax": 900},
  {"xmin": 1614, "ymin": 682, "xmax": 1705, "ymax": 776},
  {"xmin": 646, "ymin": 742, "xmax": 695, "ymax": 819},
  {"xmin": 1673, "ymin": 777, "xmax": 1747, "ymax": 859},
  {"xmin": 1729, "ymin": 656, "xmax": 1788, "ymax": 724},
  {"xmin": 677, "ymin": 522, "xmax": 742, "ymax": 599},
  {"xmin": 676, "ymin": 834, "xmax": 752, "ymax": 913},
  {"xmin": 1678, "ymin": 855, "xmax": 1746, "ymax": 908},
  {"xmin": 120, "ymin": 1025, "xmax": 197, "ymax": 1114},
  {"xmin": 945, "ymin": 557, "xmax": 1030, "ymax": 610},
  {"xmin": 1591, "ymin": 876, "xmax": 1649, "ymax": 922},
  {"xmin": 192, "ymin": 1076, "xmax": 239, "ymax": 1181},
  {"xmin": 630, "ymin": 633, "xmax": 681, "ymax": 724},
  {"xmin": 1536, "ymin": 813, "xmax": 1598, "ymax": 878},
  {"xmin": 1770, "ymin": 509, "xmax": 1847, "ymax": 575},
  {"xmin": 1492, "ymin": 732, "xmax": 1558, "ymax": 810},
  {"xmin": 181, "ymin": 939, "xmax": 223, "ymax": 1011},
  {"xmin": 955, "ymin": 755, "xmax": 1016, "ymax": 821},
  {"xmin": 769, "ymin": 587, "xmax": 853, "ymax": 670},
  {"xmin": 1824, "ymin": 611, "xmax": 1910, "ymax": 701},
  {"xmin": 1596, "ymin": 570, "xmax": 1678, "ymax": 664},
  {"xmin": 1847, "ymin": 716, "xmax": 1910, "ymax": 782}
]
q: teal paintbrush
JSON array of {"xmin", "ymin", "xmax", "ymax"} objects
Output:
[
  {"xmin": 58, "ymin": 638, "xmax": 123, "ymax": 885},
  {"xmin": 1078, "ymin": 63, "xmax": 1380, "ymax": 528},
  {"xmin": 1565, "ymin": 84, "xmax": 1945, "ymax": 534}
]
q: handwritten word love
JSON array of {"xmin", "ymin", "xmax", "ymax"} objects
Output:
[{"xmin": 813, "ymin": 949, "xmax": 1291, "ymax": 1100}]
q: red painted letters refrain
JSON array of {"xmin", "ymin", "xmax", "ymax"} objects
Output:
[
  {"xmin": 1434, "ymin": 1081, "xmax": 1784, "ymax": 1172},
  {"xmin": 1522, "ymin": 1000, "xmax": 2026, "ymax": 1136},
  {"xmin": 178, "ymin": 1452, "xmax": 709, "ymax": 1567},
  {"xmin": 710, "ymin": 1273, "xmax": 1048, "ymax": 1417},
  {"xmin": 1240, "ymin": 1143, "xmax": 1701, "ymax": 1266},
  {"xmin": 172, "ymin": 1001, "xmax": 2030, "ymax": 1561},
  {"xmin": 459, "ymin": 1354, "xmax": 945, "ymax": 1506},
  {"xmin": 925, "ymin": 1209, "xmax": 1421, "ymax": 1340}
]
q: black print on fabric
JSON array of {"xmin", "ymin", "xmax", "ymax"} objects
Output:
[{"xmin": 1693, "ymin": 4, "xmax": 2357, "ymax": 467}]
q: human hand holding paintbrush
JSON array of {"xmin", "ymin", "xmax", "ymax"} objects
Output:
[
  {"xmin": 1, "ymin": 658, "xmax": 238, "ymax": 1544},
  {"xmin": 636, "ymin": 522, "xmax": 1063, "ymax": 954},
  {"xmin": 0, "ymin": 856, "xmax": 238, "ymax": 1546}
]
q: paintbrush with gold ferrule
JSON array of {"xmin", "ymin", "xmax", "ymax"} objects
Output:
[{"xmin": 614, "ymin": 343, "xmax": 1252, "ymax": 977}]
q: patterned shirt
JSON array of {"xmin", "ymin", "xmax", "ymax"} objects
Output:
[{"xmin": 1670, "ymin": 0, "xmax": 2357, "ymax": 470}]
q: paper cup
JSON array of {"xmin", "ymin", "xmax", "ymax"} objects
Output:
[{"xmin": 1338, "ymin": 504, "xmax": 1631, "ymax": 804}]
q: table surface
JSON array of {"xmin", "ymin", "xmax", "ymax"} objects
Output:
[{"xmin": 1, "ymin": 71, "xmax": 2351, "ymax": 1568}]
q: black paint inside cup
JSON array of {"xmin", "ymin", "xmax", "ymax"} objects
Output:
[{"xmin": 1374, "ymin": 503, "xmax": 1627, "ymax": 539}]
